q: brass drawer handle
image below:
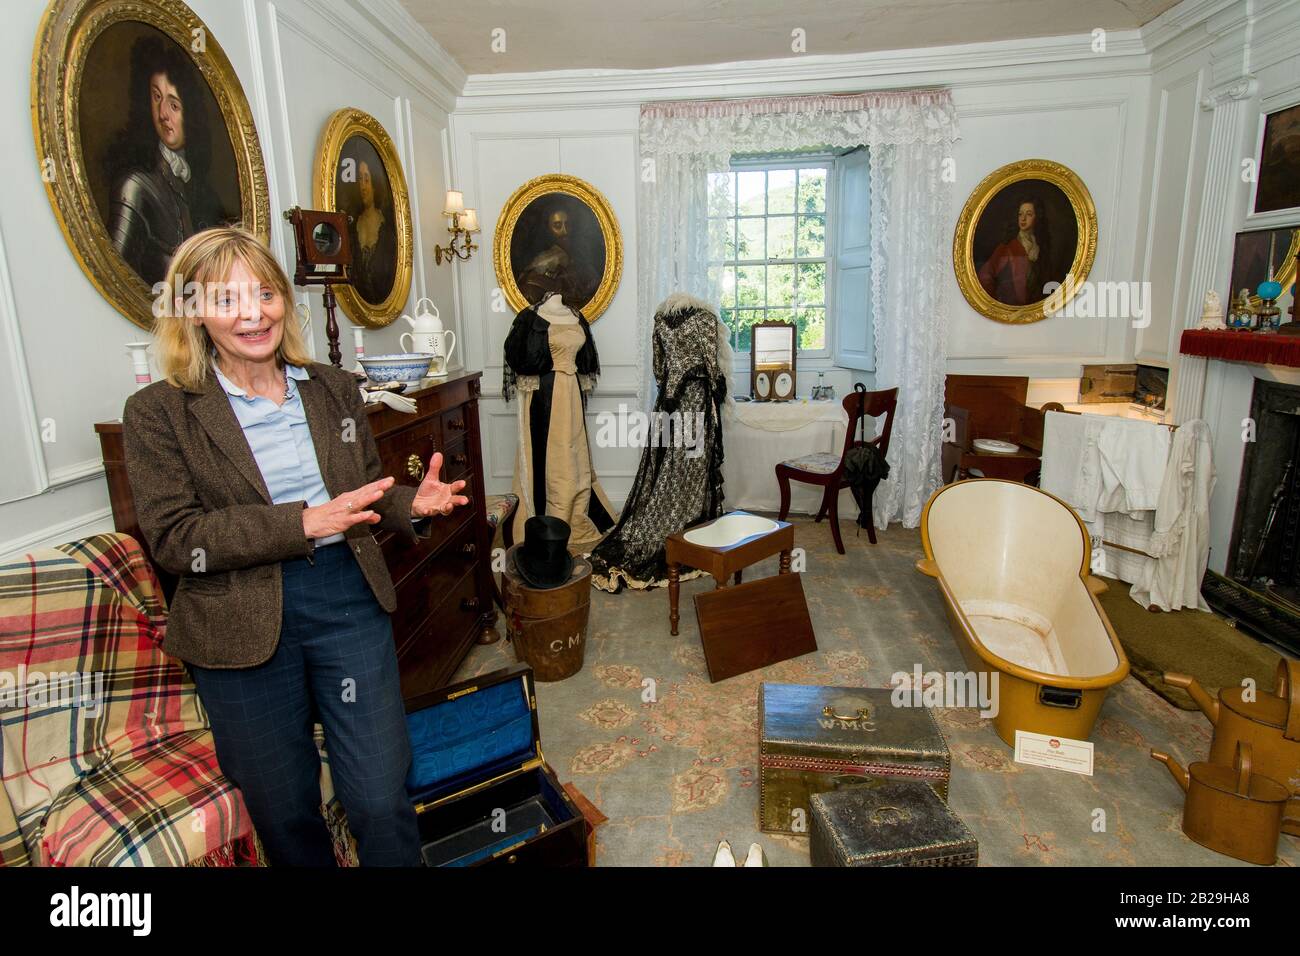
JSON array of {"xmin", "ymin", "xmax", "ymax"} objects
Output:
[
  {"xmin": 407, "ymin": 454, "xmax": 424, "ymax": 481},
  {"xmin": 452, "ymin": 453, "xmax": 469, "ymax": 466},
  {"xmin": 822, "ymin": 706, "xmax": 871, "ymax": 722},
  {"xmin": 460, "ymin": 597, "xmax": 480, "ymax": 612},
  {"xmin": 462, "ymin": 542, "xmax": 477, "ymax": 557},
  {"xmin": 448, "ymin": 417, "xmax": 465, "ymax": 430}
]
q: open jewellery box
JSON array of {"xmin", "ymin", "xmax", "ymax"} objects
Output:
[{"xmin": 404, "ymin": 663, "xmax": 587, "ymax": 866}]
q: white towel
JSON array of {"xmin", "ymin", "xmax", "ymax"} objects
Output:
[
  {"xmin": 1097, "ymin": 417, "xmax": 1171, "ymax": 516},
  {"xmin": 1042, "ymin": 411, "xmax": 1173, "ymax": 579},
  {"xmin": 1040, "ymin": 411, "xmax": 1100, "ymax": 518}
]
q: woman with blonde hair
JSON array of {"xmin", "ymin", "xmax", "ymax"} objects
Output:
[{"xmin": 123, "ymin": 226, "xmax": 466, "ymax": 866}]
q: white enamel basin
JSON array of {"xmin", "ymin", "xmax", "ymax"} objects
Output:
[{"xmin": 683, "ymin": 512, "xmax": 779, "ymax": 548}]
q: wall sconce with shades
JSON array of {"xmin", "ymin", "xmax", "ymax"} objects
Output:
[{"xmin": 434, "ymin": 190, "xmax": 480, "ymax": 264}]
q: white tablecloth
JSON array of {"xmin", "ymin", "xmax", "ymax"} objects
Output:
[{"xmin": 722, "ymin": 399, "xmax": 858, "ymax": 515}]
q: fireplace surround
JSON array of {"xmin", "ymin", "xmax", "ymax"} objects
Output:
[{"xmin": 1204, "ymin": 378, "xmax": 1300, "ymax": 654}]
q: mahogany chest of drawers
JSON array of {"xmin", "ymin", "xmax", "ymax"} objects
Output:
[{"xmin": 95, "ymin": 371, "xmax": 496, "ymax": 701}]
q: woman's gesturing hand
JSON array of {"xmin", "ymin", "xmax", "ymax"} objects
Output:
[
  {"xmin": 412, "ymin": 451, "xmax": 470, "ymax": 518},
  {"xmin": 302, "ymin": 477, "xmax": 394, "ymax": 539}
]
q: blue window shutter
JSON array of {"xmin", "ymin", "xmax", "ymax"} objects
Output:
[{"xmin": 832, "ymin": 149, "xmax": 873, "ymax": 371}]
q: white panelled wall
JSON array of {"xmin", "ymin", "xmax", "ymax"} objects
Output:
[
  {"xmin": 447, "ymin": 107, "xmax": 643, "ymax": 507},
  {"xmin": 449, "ymin": 67, "xmax": 1153, "ymax": 505},
  {"xmin": 3, "ymin": 0, "xmax": 1299, "ymax": 550},
  {"xmin": 0, "ymin": 0, "xmax": 464, "ymax": 557},
  {"xmin": 453, "ymin": 0, "xmax": 1300, "ymax": 513}
]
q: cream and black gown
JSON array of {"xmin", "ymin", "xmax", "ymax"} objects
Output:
[{"xmin": 503, "ymin": 298, "xmax": 617, "ymax": 553}]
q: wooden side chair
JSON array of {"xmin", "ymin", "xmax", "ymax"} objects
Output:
[
  {"xmin": 484, "ymin": 493, "xmax": 519, "ymax": 611},
  {"xmin": 775, "ymin": 387, "xmax": 898, "ymax": 554}
]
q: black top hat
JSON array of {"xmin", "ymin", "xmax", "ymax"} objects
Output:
[{"xmin": 514, "ymin": 515, "xmax": 575, "ymax": 589}]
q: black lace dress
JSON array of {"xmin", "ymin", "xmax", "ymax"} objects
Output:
[{"xmin": 590, "ymin": 294, "xmax": 729, "ymax": 591}]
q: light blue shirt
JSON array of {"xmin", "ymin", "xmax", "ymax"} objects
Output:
[{"xmin": 214, "ymin": 363, "xmax": 344, "ymax": 547}]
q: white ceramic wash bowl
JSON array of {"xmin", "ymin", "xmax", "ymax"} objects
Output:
[
  {"xmin": 973, "ymin": 438, "xmax": 1020, "ymax": 455},
  {"xmin": 683, "ymin": 512, "xmax": 779, "ymax": 549},
  {"xmin": 357, "ymin": 353, "xmax": 435, "ymax": 385}
]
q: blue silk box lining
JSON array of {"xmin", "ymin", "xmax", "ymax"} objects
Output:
[{"xmin": 405, "ymin": 677, "xmax": 536, "ymax": 806}]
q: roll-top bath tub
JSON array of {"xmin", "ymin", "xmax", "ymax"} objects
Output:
[{"xmin": 917, "ymin": 479, "xmax": 1129, "ymax": 745}]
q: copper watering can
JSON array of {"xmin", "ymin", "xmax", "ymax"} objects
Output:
[
  {"xmin": 1151, "ymin": 742, "xmax": 1293, "ymax": 865},
  {"xmin": 1164, "ymin": 659, "xmax": 1300, "ymax": 836}
]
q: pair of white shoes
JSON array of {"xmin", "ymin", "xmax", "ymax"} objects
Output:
[{"xmin": 712, "ymin": 839, "xmax": 768, "ymax": 867}]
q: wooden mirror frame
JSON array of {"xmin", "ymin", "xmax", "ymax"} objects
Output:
[{"xmin": 750, "ymin": 320, "xmax": 797, "ymax": 401}]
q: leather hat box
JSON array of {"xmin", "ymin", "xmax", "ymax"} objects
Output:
[
  {"xmin": 810, "ymin": 780, "xmax": 978, "ymax": 867},
  {"xmin": 405, "ymin": 663, "xmax": 587, "ymax": 866},
  {"xmin": 759, "ymin": 683, "xmax": 950, "ymax": 834}
]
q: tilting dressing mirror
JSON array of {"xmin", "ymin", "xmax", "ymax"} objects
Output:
[{"xmin": 750, "ymin": 320, "xmax": 797, "ymax": 402}]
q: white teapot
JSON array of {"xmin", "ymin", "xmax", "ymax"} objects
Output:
[{"xmin": 399, "ymin": 297, "xmax": 456, "ymax": 369}]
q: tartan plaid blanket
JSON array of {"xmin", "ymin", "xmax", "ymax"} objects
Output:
[{"xmin": 0, "ymin": 534, "xmax": 255, "ymax": 866}]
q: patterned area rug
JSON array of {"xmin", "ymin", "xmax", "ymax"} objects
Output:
[{"xmin": 457, "ymin": 517, "xmax": 1298, "ymax": 868}]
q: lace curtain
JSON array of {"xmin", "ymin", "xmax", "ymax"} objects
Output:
[{"xmin": 637, "ymin": 90, "xmax": 959, "ymax": 528}]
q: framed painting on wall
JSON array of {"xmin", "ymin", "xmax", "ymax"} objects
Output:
[
  {"xmin": 1228, "ymin": 227, "xmax": 1299, "ymax": 307},
  {"xmin": 493, "ymin": 174, "xmax": 623, "ymax": 321},
  {"xmin": 1254, "ymin": 103, "xmax": 1300, "ymax": 215},
  {"xmin": 313, "ymin": 107, "xmax": 413, "ymax": 329},
  {"xmin": 953, "ymin": 159, "xmax": 1097, "ymax": 324},
  {"xmin": 32, "ymin": 0, "xmax": 270, "ymax": 330}
]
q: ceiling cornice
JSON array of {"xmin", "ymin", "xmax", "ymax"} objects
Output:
[
  {"xmin": 1138, "ymin": 0, "xmax": 1240, "ymax": 52},
  {"xmin": 333, "ymin": 0, "xmax": 467, "ymax": 108},
  {"xmin": 455, "ymin": 29, "xmax": 1153, "ymax": 111}
]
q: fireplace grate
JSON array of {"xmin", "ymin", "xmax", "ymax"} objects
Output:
[{"xmin": 1202, "ymin": 570, "xmax": 1300, "ymax": 655}]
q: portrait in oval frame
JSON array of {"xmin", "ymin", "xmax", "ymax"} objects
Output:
[
  {"xmin": 313, "ymin": 108, "xmax": 413, "ymax": 329},
  {"xmin": 954, "ymin": 159, "xmax": 1098, "ymax": 324},
  {"xmin": 32, "ymin": 0, "xmax": 270, "ymax": 331},
  {"xmin": 494, "ymin": 174, "xmax": 623, "ymax": 322}
]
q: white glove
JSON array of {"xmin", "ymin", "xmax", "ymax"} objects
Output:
[{"xmin": 359, "ymin": 387, "xmax": 418, "ymax": 414}]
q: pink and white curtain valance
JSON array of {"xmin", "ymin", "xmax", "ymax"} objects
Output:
[
  {"xmin": 639, "ymin": 90, "xmax": 959, "ymax": 158},
  {"xmin": 636, "ymin": 89, "xmax": 959, "ymax": 528}
]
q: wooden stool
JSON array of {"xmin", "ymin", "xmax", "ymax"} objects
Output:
[{"xmin": 664, "ymin": 516, "xmax": 794, "ymax": 636}]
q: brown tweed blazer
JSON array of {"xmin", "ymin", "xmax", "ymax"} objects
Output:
[{"xmin": 122, "ymin": 362, "xmax": 421, "ymax": 669}]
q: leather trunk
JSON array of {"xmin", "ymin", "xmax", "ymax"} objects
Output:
[
  {"xmin": 759, "ymin": 682, "xmax": 950, "ymax": 834},
  {"xmin": 809, "ymin": 780, "xmax": 978, "ymax": 867}
]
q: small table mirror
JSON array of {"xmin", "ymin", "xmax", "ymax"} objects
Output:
[{"xmin": 751, "ymin": 321, "xmax": 797, "ymax": 401}]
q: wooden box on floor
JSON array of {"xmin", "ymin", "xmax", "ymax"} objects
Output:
[
  {"xmin": 405, "ymin": 663, "xmax": 587, "ymax": 867},
  {"xmin": 809, "ymin": 780, "xmax": 978, "ymax": 867},
  {"xmin": 759, "ymin": 683, "xmax": 950, "ymax": 834}
]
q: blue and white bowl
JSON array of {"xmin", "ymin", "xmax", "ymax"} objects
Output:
[{"xmin": 358, "ymin": 353, "xmax": 435, "ymax": 384}]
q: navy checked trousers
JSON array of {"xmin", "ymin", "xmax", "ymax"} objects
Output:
[{"xmin": 190, "ymin": 542, "xmax": 420, "ymax": 866}]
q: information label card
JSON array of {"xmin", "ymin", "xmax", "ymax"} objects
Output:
[{"xmin": 1013, "ymin": 730, "xmax": 1094, "ymax": 776}]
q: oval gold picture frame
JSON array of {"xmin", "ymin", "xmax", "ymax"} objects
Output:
[
  {"xmin": 313, "ymin": 108, "xmax": 413, "ymax": 329},
  {"xmin": 953, "ymin": 159, "xmax": 1098, "ymax": 324},
  {"xmin": 32, "ymin": 0, "xmax": 270, "ymax": 331},
  {"xmin": 493, "ymin": 174, "xmax": 623, "ymax": 322}
]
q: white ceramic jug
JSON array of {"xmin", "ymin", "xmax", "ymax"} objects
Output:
[{"xmin": 399, "ymin": 296, "xmax": 456, "ymax": 366}]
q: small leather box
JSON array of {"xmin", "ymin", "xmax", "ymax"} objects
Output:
[
  {"xmin": 759, "ymin": 682, "xmax": 950, "ymax": 834},
  {"xmin": 810, "ymin": 780, "xmax": 978, "ymax": 867},
  {"xmin": 405, "ymin": 663, "xmax": 587, "ymax": 866}
]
